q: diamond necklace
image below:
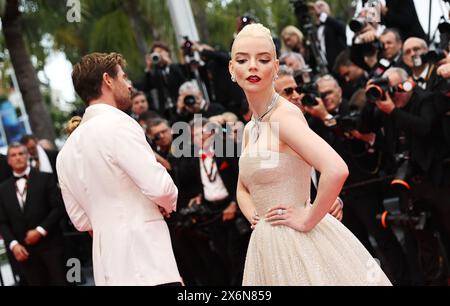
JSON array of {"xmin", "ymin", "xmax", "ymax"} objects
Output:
[{"xmin": 251, "ymin": 93, "xmax": 280, "ymax": 143}]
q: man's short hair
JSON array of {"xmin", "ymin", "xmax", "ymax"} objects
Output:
[
  {"xmin": 278, "ymin": 65, "xmax": 294, "ymax": 78},
  {"xmin": 279, "ymin": 52, "xmax": 306, "ymax": 67},
  {"xmin": 317, "ymin": 74, "xmax": 340, "ymax": 88},
  {"xmin": 147, "ymin": 118, "xmax": 170, "ymax": 130},
  {"xmin": 383, "ymin": 67, "xmax": 409, "ymax": 82},
  {"xmin": 138, "ymin": 111, "xmax": 160, "ymax": 123},
  {"xmin": 131, "ymin": 90, "xmax": 146, "ymax": 101},
  {"xmin": 333, "ymin": 49, "xmax": 353, "ymax": 73},
  {"xmin": 150, "ymin": 42, "xmax": 170, "ymax": 54},
  {"xmin": 72, "ymin": 52, "xmax": 127, "ymax": 105},
  {"xmin": 20, "ymin": 134, "xmax": 37, "ymax": 145},
  {"xmin": 381, "ymin": 28, "xmax": 402, "ymax": 43},
  {"xmin": 7, "ymin": 142, "xmax": 27, "ymax": 157}
]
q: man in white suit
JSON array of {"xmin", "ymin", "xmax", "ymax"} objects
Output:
[{"xmin": 56, "ymin": 53, "xmax": 181, "ymax": 286}]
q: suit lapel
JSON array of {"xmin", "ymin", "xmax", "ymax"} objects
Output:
[
  {"xmin": 4, "ymin": 179, "xmax": 25, "ymax": 215},
  {"xmin": 23, "ymin": 170, "xmax": 38, "ymax": 214}
]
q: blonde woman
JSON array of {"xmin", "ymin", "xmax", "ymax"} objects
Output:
[{"xmin": 230, "ymin": 24, "xmax": 391, "ymax": 285}]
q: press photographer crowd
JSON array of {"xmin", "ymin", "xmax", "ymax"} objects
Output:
[{"xmin": 0, "ymin": 0, "xmax": 450, "ymax": 286}]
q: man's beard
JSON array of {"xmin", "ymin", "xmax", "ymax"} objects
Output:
[{"xmin": 114, "ymin": 91, "xmax": 132, "ymax": 111}]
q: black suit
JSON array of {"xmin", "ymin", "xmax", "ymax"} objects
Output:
[
  {"xmin": 322, "ymin": 16, "xmax": 347, "ymax": 72},
  {"xmin": 382, "ymin": 0, "xmax": 427, "ymax": 41},
  {"xmin": 0, "ymin": 154, "xmax": 12, "ymax": 183},
  {"xmin": 0, "ymin": 170, "xmax": 66, "ymax": 285},
  {"xmin": 308, "ymin": 100, "xmax": 410, "ymax": 285},
  {"xmin": 144, "ymin": 63, "xmax": 187, "ymax": 119},
  {"xmin": 172, "ymin": 143, "xmax": 249, "ymax": 286}
]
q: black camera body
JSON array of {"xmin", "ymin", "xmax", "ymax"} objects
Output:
[
  {"xmin": 349, "ymin": 18, "xmax": 367, "ymax": 33},
  {"xmin": 335, "ymin": 110, "xmax": 361, "ymax": 132},
  {"xmin": 182, "ymin": 37, "xmax": 194, "ymax": 58},
  {"xmin": 413, "ymin": 49, "xmax": 447, "ymax": 67},
  {"xmin": 298, "ymin": 83, "xmax": 319, "ymax": 107},
  {"xmin": 175, "ymin": 204, "xmax": 212, "ymax": 230},
  {"xmin": 421, "ymin": 49, "xmax": 446, "ymax": 64}
]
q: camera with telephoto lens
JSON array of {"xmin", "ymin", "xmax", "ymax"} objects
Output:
[
  {"xmin": 298, "ymin": 83, "xmax": 319, "ymax": 107},
  {"xmin": 183, "ymin": 95, "xmax": 197, "ymax": 107},
  {"xmin": 365, "ymin": 77, "xmax": 415, "ymax": 103},
  {"xmin": 365, "ymin": 77, "xmax": 391, "ymax": 102},
  {"xmin": 376, "ymin": 155, "xmax": 426, "ymax": 230}
]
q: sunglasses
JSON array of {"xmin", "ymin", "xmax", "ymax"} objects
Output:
[{"xmin": 283, "ymin": 86, "xmax": 302, "ymax": 96}]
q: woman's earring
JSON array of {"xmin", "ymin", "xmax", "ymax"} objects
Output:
[{"xmin": 231, "ymin": 74, "xmax": 236, "ymax": 82}]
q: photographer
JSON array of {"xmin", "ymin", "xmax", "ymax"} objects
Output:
[
  {"xmin": 174, "ymin": 80, "xmax": 225, "ymax": 123},
  {"xmin": 402, "ymin": 37, "xmax": 447, "ymax": 91},
  {"xmin": 349, "ymin": 8, "xmax": 385, "ymax": 73},
  {"xmin": 305, "ymin": 74, "xmax": 409, "ymax": 285},
  {"xmin": 363, "ymin": 67, "xmax": 450, "ymax": 283},
  {"xmin": 313, "ymin": 0, "xmax": 347, "ymax": 72},
  {"xmin": 144, "ymin": 42, "xmax": 187, "ymax": 120},
  {"xmin": 146, "ymin": 118, "xmax": 174, "ymax": 173},
  {"xmin": 173, "ymin": 118, "xmax": 249, "ymax": 286},
  {"xmin": 190, "ymin": 40, "xmax": 247, "ymax": 116},
  {"xmin": 279, "ymin": 52, "xmax": 313, "ymax": 85},
  {"xmin": 334, "ymin": 49, "xmax": 369, "ymax": 100}
]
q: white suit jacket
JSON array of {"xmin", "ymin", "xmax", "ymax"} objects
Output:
[{"xmin": 56, "ymin": 103, "xmax": 181, "ymax": 285}]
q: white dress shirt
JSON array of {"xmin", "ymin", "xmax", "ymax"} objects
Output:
[{"xmin": 199, "ymin": 150, "xmax": 229, "ymax": 202}]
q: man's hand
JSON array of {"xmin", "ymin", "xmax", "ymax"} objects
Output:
[
  {"xmin": 356, "ymin": 29, "xmax": 377, "ymax": 44},
  {"xmin": 155, "ymin": 153, "xmax": 172, "ymax": 171},
  {"xmin": 329, "ymin": 198, "xmax": 343, "ymax": 221},
  {"xmin": 12, "ymin": 244, "xmax": 29, "ymax": 262},
  {"xmin": 350, "ymin": 130, "xmax": 376, "ymax": 144},
  {"xmin": 176, "ymin": 93, "xmax": 187, "ymax": 113},
  {"xmin": 304, "ymin": 98, "xmax": 330, "ymax": 121},
  {"xmin": 145, "ymin": 54, "xmax": 154, "ymax": 71},
  {"xmin": 25, "ymin": 229, "xmax": 42, "ymax": 246},
  {"xmin": 375, "ymin": 92, "xmax": 395, "ymax": 114},
  {"xmin": 208, "ymin": 115, "xmax": 225, "ymax": 126},
  {"xmin": 160, "ymin": 52, "xmax": 172, "ymax": 66},
  {"xmin": 223, "ymin": 201, "xmax": 237, "ymax": 222},
  {"xmin": 437, "ymin": 62, "xmax": 450, "ymax": 79}
]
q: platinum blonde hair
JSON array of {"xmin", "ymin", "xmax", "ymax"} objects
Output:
[{"xmin": 231, "ymin": 23, "xmax": 276, "ymax": 58}]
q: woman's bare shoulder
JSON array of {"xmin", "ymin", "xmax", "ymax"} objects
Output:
[{"xmin": 270, "ymin": 97, "xmax": 307, "ymax": 125}]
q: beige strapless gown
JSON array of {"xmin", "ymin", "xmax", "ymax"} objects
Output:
[{"xmin": 239, "ymin": 150, "xmax": 392, "ymax": 286}]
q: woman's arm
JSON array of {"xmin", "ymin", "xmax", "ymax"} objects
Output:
[
  {"xmin": 270, "ymin": 101, "xmax": 349, "ymax": 231},
  {"xmin": 236, "ymin": 124, "xmax": 258, "ymax": 224}
]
